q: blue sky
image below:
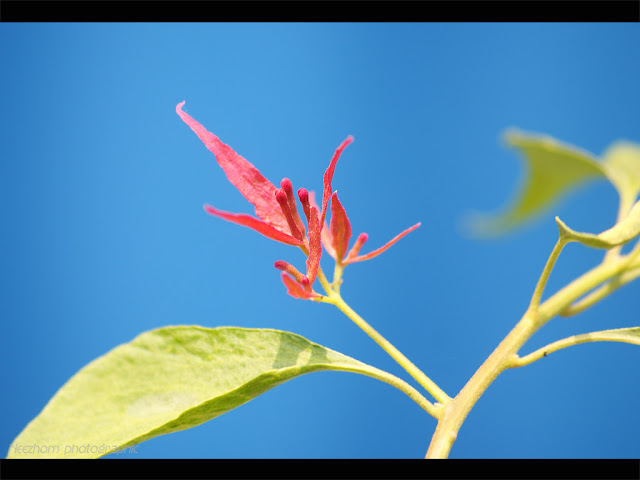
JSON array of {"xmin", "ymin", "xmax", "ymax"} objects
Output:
[{"xmin": 1, "ymin": 23, "xmax": 639, "ymax": 459}]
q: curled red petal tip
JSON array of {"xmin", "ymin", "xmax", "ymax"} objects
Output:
[
  {"xmin": 280, "ymin": 178, "xmax": 293, "ymax": 192},
  {"xmin": 297, "ymin": 188, "xmax": 311, "ymax": 222},
  {"xmin": 275, "ymin": 189, "xmax": 288, "ymax": 203}
]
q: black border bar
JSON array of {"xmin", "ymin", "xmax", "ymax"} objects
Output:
[
  {"xmin": 1, "ymin": 1, "xmax": 639, "ymax": 22},
  {"xmin": 1, "ymin": 458, "xmax": 640, "ymax": 480}
]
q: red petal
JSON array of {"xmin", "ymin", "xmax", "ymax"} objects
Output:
[
  {"xmin": 329, "ymin": 192, "xmax": 352, "ymax": 262},
  {"xmin": 344, "ymin": 233, "xmax": 368, "ymax": 262},
  {"xmin": 346, "ymin": 223, "xmax": 421, "ymax": 263},
  {"xmin": 305, "ymin": 205, "xmax": 322, "ymax": 285},
  {"xmin": 274, "ymin": 260, "xmax": 309, "ymax": 288},
  {"xmin": 280, "ymin": 273, "xmax": 320, "ymax": 300},
  {"xmin": 275, "ymin": 188, "xmax": 303, "ymax": 240},
  {"xmin": 321, "ymin": 223, "xmax": 337, "ymax": 260},
  {"xmin": 308, "ymin": 190, "xmax": 337, "ymax": 259},
  {"xmin": 204, "ymin": 204, "xmax": 303, "ymax": 246},
  {"xmin": 177, "ymin": 102, "xmax": 289, "ymax": 233},
  {"xmin": 281, "ymin": 178, "xmax": 306, "ymax": 236},
  {"xmin": 297, "ymin": 188, "xmax": 311, "ymax": 222},
  {"xmin": 320, "ymin": 136, "xmax": 353, "ymax": 228}
]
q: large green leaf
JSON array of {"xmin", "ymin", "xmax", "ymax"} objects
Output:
[
  {"xmin": 469, "ymin": 130, "xmax": 607, "ymax": 236},
  {"xmin": 7, "ymin": 326, "xmax": 427, "ymax": 459}
]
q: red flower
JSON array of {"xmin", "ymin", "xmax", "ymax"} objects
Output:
[
  {"xmin": 177, "ymin": 102, "xmax": 419, "ymax": 300},
  {"xmin": 176, "ymin": 101, "xmax": 303, "ymax": 247}
]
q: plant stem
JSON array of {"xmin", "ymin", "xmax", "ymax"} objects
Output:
[
  {"xmin": 560, "ymin": 266, "xmax": 640, "ymax": 317},
  {"xmin": 509, "ymin": 328, "xmax": 640, "ymax": 368},
  {"xmin": 426, "ymin": 311, "xmax": 538, "ymax": 458},
  {"xmin": 329, "ymin": 293, "xmax": 451, "ymax": 405},
  {"xmin": 425, "ymin": 242, "xmax": 630, "ymax": 458},
  {"xmin": 529, "ymin": 236, "xmax": 568, "ymax": 309},
  {"xmin": 315, "ymin": 266, "xmax": 333, "ymax": 297},
  {"xmin": 346, "ymin": 364, "xmax": 442, "ymax": 419}
]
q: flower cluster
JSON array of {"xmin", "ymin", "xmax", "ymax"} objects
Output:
[{"xmin": 177, "ymin": 102, "xmax": 420, "ymax": 299}]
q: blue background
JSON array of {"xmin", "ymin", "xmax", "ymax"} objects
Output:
[{"xmin": 1, "ymin": 23, "xmax": 639, "ymax": 459}]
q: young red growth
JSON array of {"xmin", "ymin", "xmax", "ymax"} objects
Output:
[
  {"xmin": 320, "ymin": 136, "xmax": 353, "ymax": 228},
  {"xmin": 280, "ymin": 273, "xmax": 320, "ymax": 300},
  {"xmin": 321, "ymin": 224, "xmax": 337, "ymax": 260},
  {"xmin": 281, "ymin": 178, "xmax": 306, "ymax": 236},
  {"xmin": 305, "ymin": 206, "xmax": 322, "ymax": 285},
  {"xmin": 329, "ymin": 192, "xmax": 352, "ymax": 262},
  {"xmin": 305, "ymin": 190, "xmax": 336, "ymax": 259},
  {"xmin": 297, "ymin": 188, "xmax": 325, "ymax": 283},
  {"xmin": 179, "ymin": 103, "xmax": 420, "ymax": 299},
  {"xmin": 204, "ymin": 205, "xmax": 303, "ymax": 246},
  {"xmin": 274, "ymin": 260, "xmax": 309, "ymax": 289},
  {"xmin": 345, "ymin": 223, "xmax": 421, "ymax": 264},
  {"xmin": 275, "ymin": 188, "xmax": 303, "ymax": 241},
  {"xmin": 177, "ymin": 102, "xmax": 301, "ymax": 245},
  {"xmin": 345, "ymin": 233, "xmax": 369, "ymax": 261},
  {"xmin": 297, "ymin": 188, "xmax": 311, "ymax": 223}
]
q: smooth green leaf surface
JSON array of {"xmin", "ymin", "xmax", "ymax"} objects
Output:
[
  {"xmin": 7, "ymin": 326, "xmax": 423, "ymax": 459},
  {"xmin": 556, "ymin": 199, "xmax": 640, "ymax": 249},
  {"xmin": 469, "ymin": 130, "xmax": 607, "ymax": 236}
]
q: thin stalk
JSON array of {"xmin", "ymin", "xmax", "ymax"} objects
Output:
[
  {"xmin": 352, "ymin": 366, "xmax": 442, "ymax": 419},
  {"xmin": 329, "ymin": 294, "xmax": 451, "ymax": 405},
  {"xmin": 529, "ymin": 236, "xmax": 568, "ymax": 309},
  {"xmin": 537, "ymin": 256, "xmax": 626, "ymax": 320},
  {"xmin": 315, "ymin": 266, "xmax": 333, "ymax": 297},
  {"xmin": 509, "ymin": 329, "xmax": 640, "ymax": 368},
  {"xmin": 332, "ymin": 263, "xmax": 344, "ymax": 294},
  {"xmin": 560, "ymin": 266, "xmax": 640, "ymax": 317}
]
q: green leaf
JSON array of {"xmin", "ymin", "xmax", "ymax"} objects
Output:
[
  {"xmin": 602, "ymin": 141, "xmax": 640, "ymax": 212},
  {"xmin": 555, "ymin": 199, "xmax": 640, "ymax": 249},
  {"xmin": 7, "ymin": 326, "xmax": 428, "ymax": 459},
  {"xmin": 469, "ymin": 129, "xmax": 607, "ymax": 236}
]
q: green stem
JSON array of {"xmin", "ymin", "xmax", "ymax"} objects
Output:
[
  {"xmin": 509, "ymin": 328, "xmax": 640, "ymax": 368},
  {"xmin": 560, "ymin": 266, "xmax": 640, "ymax": 317},
  {"xmin": 426, "ymin": 312, "xmax": 538, "ymax": 458},
  {"xmin": 537, "ymin": 256, "xmax": 626, "ymax": 320},
  {"xmin": 529, "ymin": 236, "xmax": 568, "ymax": 309},
  {"xmin": 328, "ymin": 293, "xmax": 451, "ymax": 405},
  {"xmin": 425, "ymin": 242, "xmax": 630, "ymax": 459},
  {"xmin": 315, "ymin": 266, "xmax": 333, "ymax": 297},
  {"xmin": 349, "ymin": 365, "xmax": 442, "ymax": 419}
]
